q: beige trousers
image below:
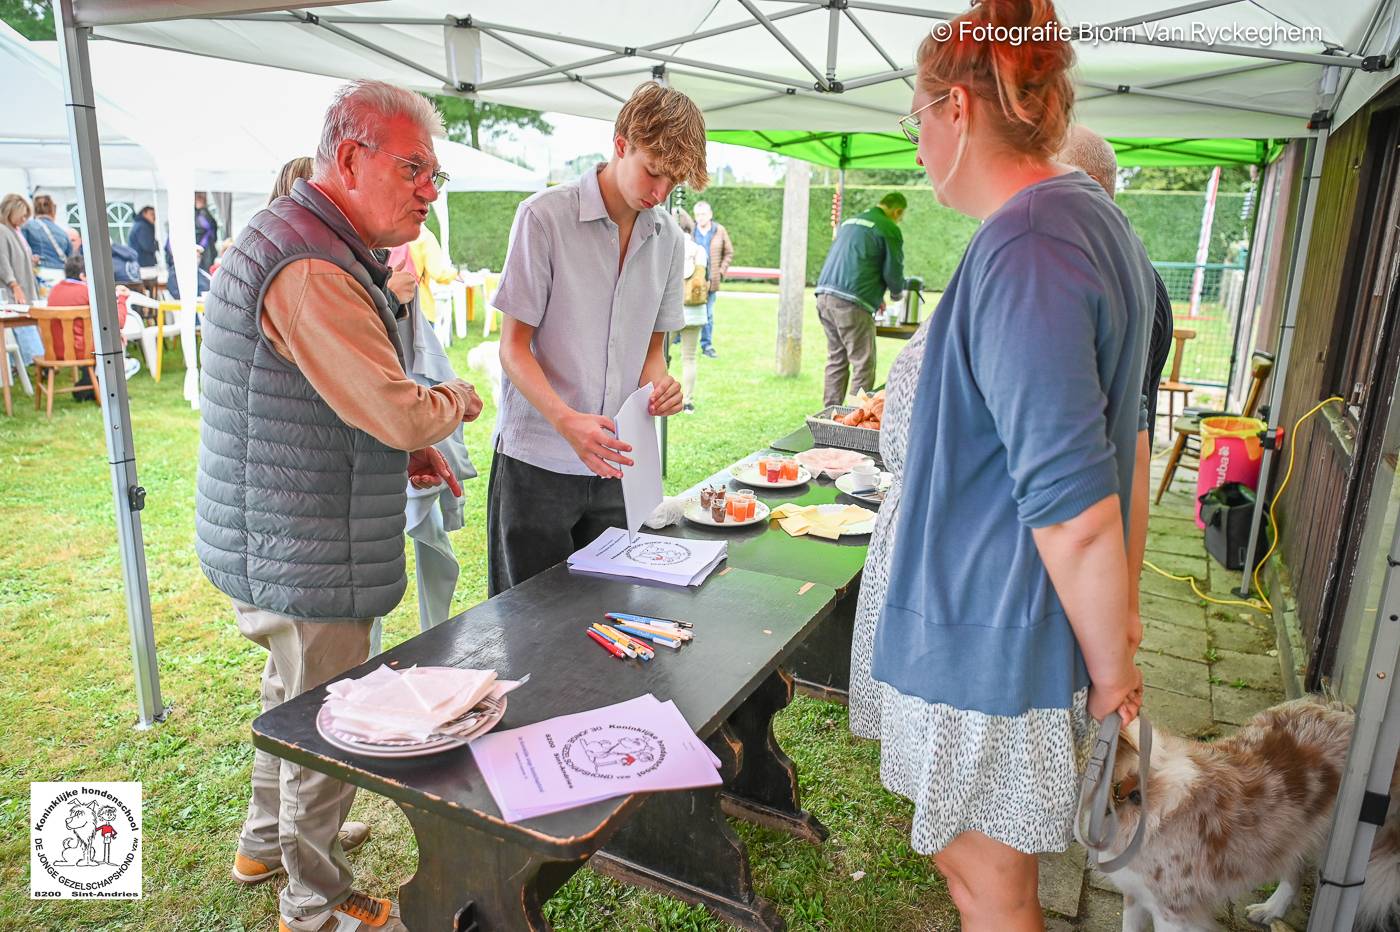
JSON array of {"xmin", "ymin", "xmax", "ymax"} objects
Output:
[
  {"xmin": 816, "ymin": 293, "xmax": 877, "ymax": 408},
  {"xmin": 678, "ymin": 324, "xmax": 701, "ymax": 404},
  {"xmin": 233, "ymin": 600, "xmax": 372, "ymax": 920}
]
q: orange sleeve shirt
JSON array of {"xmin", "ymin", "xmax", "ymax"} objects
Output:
[{"xmin": 259, "ymin": 258, "xmax": 472, "ymax": 451}]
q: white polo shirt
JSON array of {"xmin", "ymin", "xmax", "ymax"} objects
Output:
[{"xmin": 491, "ymin": 163, "xmax": 685, "ymax": 475}]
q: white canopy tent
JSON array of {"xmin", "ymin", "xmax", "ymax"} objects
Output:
[
  {"xmin": 5, "ymin": 21, "xmax": 542, "ymax": 404},
  {"xmin": 43, "ymin": 3, "xmax": 1400, "ymax": 929}
]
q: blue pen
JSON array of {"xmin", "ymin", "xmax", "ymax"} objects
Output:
[
  {"xmin": 614, "ymin": 623, "xmax": 682, "ymax": 649},
  {"xmin": 606, "ymin": 612, "xmax": 693, "ymax": 631}
]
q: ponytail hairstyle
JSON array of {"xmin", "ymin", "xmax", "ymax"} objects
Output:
[{"xmin": 917, "ymin": 0, "xmax": 1075, "ymax": 160}]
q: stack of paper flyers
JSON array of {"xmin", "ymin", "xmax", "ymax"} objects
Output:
[
  {"xmin": 470, "ymin": 694, "xmax": 723, "ymax": 823},
  {"xmin": 567, "ymin": 528, "xmax": 726, "ymax": 587}
]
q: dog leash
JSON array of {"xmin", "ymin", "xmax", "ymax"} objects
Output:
[{"xmin": 1074, "ymin": 711, "xmax": 1152, "ymax": 873}]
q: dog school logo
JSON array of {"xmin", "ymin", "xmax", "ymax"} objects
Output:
[{"xmin": 31, "ymin": 782, "xmax": 142, "ymax": 899}]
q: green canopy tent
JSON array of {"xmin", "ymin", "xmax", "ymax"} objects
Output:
[{"xmin": 707, "ymin": 130, "xmax": 1287, "ymax": 169}]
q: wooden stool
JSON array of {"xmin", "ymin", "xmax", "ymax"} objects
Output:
[
  {"xmin": 1156, "ymin": 328, "xmax": 1196, "ymax": 432},
  {"xmin": 1155, "ymin": 351, "xmax": 1274, "ymax": 504},
  {"xmin": 29, "ymin": 305, "xmax": 98, "ymax": 418}
]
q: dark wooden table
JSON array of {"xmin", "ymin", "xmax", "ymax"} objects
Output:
[
  {"xmin": 875, "ymin": 322, "xmax": 919, "ymax": 340},
  {"xmin": 253, "ymin": 564, "xmax": 838, "ymax": 931},
  {"xmin": 657, "ymin": 451, "xmax": 880, "ymax": 700}
]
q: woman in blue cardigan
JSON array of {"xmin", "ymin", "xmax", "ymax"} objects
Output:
[{"xmin": 866, "ymin": 1, "xmax": 1151, "ymax": 927}]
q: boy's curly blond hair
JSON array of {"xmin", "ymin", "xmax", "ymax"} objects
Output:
[{"xmin": 614, "ymin": 82, "xmax": 709, "ymax": 191}]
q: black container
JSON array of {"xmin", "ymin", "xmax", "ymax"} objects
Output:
[{"xmin": 1199, "ymin": 483, "xmax": 1268, "ymax": 570}]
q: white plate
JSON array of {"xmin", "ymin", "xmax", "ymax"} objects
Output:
[
  {"xmin": 835, "ymin": 471, "xmax": 893, "ymax": 503},
  {"xmin": 794, "ymin": 448, "xmax": 876, "ymax": 479},
  {"xmin": 684, "ymin": 498, "xmax": 770, "ymax": 528},
  {"xmin": 731, "ymin": 462, "xmax": 812, "ymax": 488},
  {"xmin": 315, "ymin": 695, "xmax": 508, "ymax": 759}
]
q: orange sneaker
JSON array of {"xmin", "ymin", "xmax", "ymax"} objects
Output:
[
  {"xmin": 231, "ymin": 821, "xmax": 372, "ymax": 885},
  {"xmin": 279, "ymin": 892, "xmax": 404, "ymax": 931}
]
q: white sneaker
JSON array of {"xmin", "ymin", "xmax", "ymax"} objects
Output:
[{"xmin": 124, "ymin": 357, "xmax": 141, "ymax": 380}]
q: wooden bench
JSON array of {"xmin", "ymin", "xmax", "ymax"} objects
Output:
[{"xmin": 253, "ymin": 563, "xmax": 837, "ymax": 931}]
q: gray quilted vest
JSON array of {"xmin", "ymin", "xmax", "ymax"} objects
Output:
[{"xmin": 196, "ymin": 179, "xmax": 409, "ymax": 620}]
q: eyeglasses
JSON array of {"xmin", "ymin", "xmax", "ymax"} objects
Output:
[
  {"xmin": 357, "ymin": 141, "xmax": 450, "ymax": 191},
  {"xmin": 897, "ymin": 92, "xmax": 951, "ymax": 145}
]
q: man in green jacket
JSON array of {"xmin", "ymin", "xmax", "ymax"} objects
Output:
[{"xmin": 814, "ymin": 191, "xmax": 906, "ymax": 407}]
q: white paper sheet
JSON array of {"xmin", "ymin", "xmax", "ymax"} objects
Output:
[
  {"xmin": 470, "ymin": 694, "xmax": 723, "ymax": 822},
  {"xmin": 567, "ymin": 528, "xmax": 726, "ymax": 587},
  {"xmin": 615, "ymin": 383, "xmax": 662, "ymax": 539}
]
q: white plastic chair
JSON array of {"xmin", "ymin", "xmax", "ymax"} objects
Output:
[{"xmin": 4, "ymin": 329, "xmax": 34, "ymax": 396}]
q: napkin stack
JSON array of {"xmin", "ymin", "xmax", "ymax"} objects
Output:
[
  {"xmin": 324, "ymin": 664, "xmax": 500, "ymax": 742},
  {"xmin": 770, "ymin": 503, "xmax": 874, "ymax": 539}
]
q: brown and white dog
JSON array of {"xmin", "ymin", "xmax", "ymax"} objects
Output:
[{"xmin": 1101, "ymin": 696, "xmax": 1400, "ymax": 931}]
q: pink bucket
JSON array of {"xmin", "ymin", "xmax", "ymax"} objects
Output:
[{"xmin": 1194, "ymin": 416, "xmax": 1265, "ymax": 527}]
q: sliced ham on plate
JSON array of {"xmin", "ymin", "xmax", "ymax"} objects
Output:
[{"xmin": 795, "ymin": 447, "xmax": 875, "ymax": 478}]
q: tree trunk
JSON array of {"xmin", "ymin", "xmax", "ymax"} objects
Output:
[
  {"xmin": 469, "ymin": 114, "xmax": 481, "ymax": 149},
  {"xmin": 776, "ymin": 158, "xmax": 810, "ymax": 377}
]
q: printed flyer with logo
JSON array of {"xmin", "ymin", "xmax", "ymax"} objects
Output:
[
  {"xmin": 30, "ymin": 782, "xmax": 142, "ymax": 899},
  {"xmin": 470, "ymin": 694, "xmax": 723, "ymax": 822}
]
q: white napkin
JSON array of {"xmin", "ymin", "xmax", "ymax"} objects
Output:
[
  {"xmin": 643, "ymin": 495, "xmax": 687, "ymax": 529},
  {"xmin": 325, "ymin": 665, "xmax": 501, "ymax": 742}
]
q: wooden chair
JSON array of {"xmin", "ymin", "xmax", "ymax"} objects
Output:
[
  {"xmin": 1156, "ymin": 328, "xmax": 1197, "ymax": 429},
  {"xmin": 1155, "ymin": 351, "xmax": 1274, "ymax": 504},
  {"xmin": 29, "ymin": 305, "xmax": 99, "ymax": 419}
]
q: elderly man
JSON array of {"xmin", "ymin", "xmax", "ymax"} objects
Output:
[
  {"xmin": 197, "ymin": 80, "xmax": 481, "ymax": 932},
  {"xmin": 1058, "ymin": 125, "xmax": 1174, "ymax": 621}
]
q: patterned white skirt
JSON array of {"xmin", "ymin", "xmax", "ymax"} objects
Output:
[{"xmin": 875, "ymin": 684, "xmax": 1093, "ymax": 855}]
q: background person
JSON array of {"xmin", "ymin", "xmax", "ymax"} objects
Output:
[
  {"xmin": 46, "ymin": 253, "xmax": 144, "ymax": 381},
  {"xmin": 22, "ymin": 193, "xmax": 73, "ymax": 271},
  {"xmin": 867, "ymin": 2, "xmax": 1150, "ymax": 928},
  {"xmin": 814, "ymin": 191, "xmax": 906, "ymax": 407},
  {"xmin": 128, "ymin": 205, "xmax": 159, "ymax": 269},
  {"xmin": 0, "ymin": 192, "xmax": 44, "ymax": 366},
  {"xmin": 690, "ymin": 200, "xmax": 732, "ymax": 358}
]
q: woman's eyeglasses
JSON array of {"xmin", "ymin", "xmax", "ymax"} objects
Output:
[
  {"xmin": 357, "ymin": 141, "xmax": 450, "ymax": 191},
  {"xmin": 898, "ymin": 92, "xmax": 951, "ymax": 145}
]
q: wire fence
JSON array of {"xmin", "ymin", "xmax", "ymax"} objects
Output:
[{"xmin": 1153, "ymin": 260, "xmax": 1248, "ymax": 388}]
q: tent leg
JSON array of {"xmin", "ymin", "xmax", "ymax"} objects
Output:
[
  {"xmin": 53, "ymin": 0, "xmax": 167, "ymax": 729},
  {"xmin": 1237, "ymin": 130, "xmax": 1329, "ymax": 597}
]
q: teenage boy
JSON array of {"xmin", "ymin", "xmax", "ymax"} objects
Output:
[{"xmin": 488, "ymin": 82, "xmax": 710, "ymax": 595}]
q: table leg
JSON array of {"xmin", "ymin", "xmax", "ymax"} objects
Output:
[
  {"xmin": 592, "ymin": 726, "xmax": 785, "ymax": 931},
  {"xmin": 397, "ymin": 802, "xmax": 587, "ymax": 932},
  {"xmin": 788, "ymin": 588, "xmax": 857, "ymax": 703},
  {"xmin": 721, "ymin": 668, "xmax": 830, "ymax": 845}
]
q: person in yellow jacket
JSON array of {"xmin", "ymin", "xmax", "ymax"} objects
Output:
[{"xmin": 406, "ymin": 223, "xmax": 457, "ymax": 323}]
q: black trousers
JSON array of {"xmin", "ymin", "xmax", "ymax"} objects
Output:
[{"xmin": 486, "ymin": 450, "xmax": 627, "ymax": 596}]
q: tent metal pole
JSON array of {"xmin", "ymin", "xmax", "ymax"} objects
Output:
[
  {"xmin": 1103, "ymin": 35, "xmax": 1371, "ymax": 70},
  {"xmin": 841, "ymin": 8, "xmax": 915, "ymax": 91},
  {"xmin": 737, "ymin": 0, "xmax": 830, "ymax": 89},
  {"xmin": 298, "ymin": 14, "xmax": 453, "ymax": 86},
  {"xmin": 825, "ymin": 4, "xmax": 839, "ymax": 84},
  {"xmin": 473, "ymin": 52, "xmax": 624, "ymax": 91},
  {"xmin": 1237, "ymin": 130, "xmax": 1328, "ymax": 596},
  {"xmin": 52, "ymin": 0, "xmax": 166, "ymax": 729},
  {"xmin": 842, "ymin": 1, "xmax": 959, "ymax": 19},
  {"xmin": 1097, "ymin": 0, "xmax": 1244, "ymax": 31},
  {"xmin": 469, "ymin": 18, "xmax": 818, "ymax": 91},
  {"xmin": 475, "ymin": 28, "xmax": 625, "ymax": 104},
  {"xmin": 1079, "ymin": 80, "xmax": 1312, "ymax": 120},
  {"xmin": 1075, "ymin": 60, "xmax": 1293, "ymax": 102},
  {"xmin": 839, "ymin": 68, "xmax": 916, "ymax": 91}
]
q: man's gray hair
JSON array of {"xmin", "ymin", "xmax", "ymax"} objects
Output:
[
  {"xmin": 1059, "ymin": 125, "xmax": 1118, "ymax": 198},
  {"xmin": 316, "ymin": 79, "xmax": 445, "ymax": 170}
]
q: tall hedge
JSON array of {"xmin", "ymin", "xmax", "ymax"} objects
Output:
[{"xmin": 446, "ymin": 184, "xmax": 1254, "ymax": 290}]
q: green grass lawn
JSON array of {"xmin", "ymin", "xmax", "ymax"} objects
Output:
[{"xmin": 0, "ymin": 290, "xmax": 960, "ymax": 931}]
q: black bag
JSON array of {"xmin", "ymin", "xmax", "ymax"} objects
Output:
[{"xmin": 1199, "ymin": 483, "xmax": 1268, "ymax": 570}]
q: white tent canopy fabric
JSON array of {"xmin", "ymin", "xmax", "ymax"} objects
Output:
[
  {"xmin": 4, "ymin": 20, "xmax": 542, "ymax": 405},
  {"xmin": 81, "ymin": 1, "xmax": 1400, "ymax": 141}
]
